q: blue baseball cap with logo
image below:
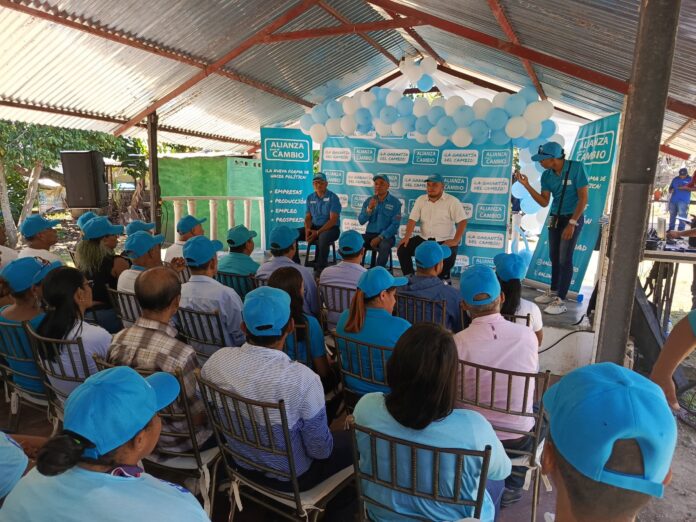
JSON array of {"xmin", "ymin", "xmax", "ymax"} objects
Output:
[
  {"xmin": 227, "ymin": 225, "xmax": 257, "ymax": 247},
  {"xmin": 76, "ymin": 211, "xmax": 97, "ymax": 231},
  {"xmin": 176, "ymin": 215, "xmax": 206, "ymax": 235},
  {"xmin": 269, "ymin": 225, "xmax": 299, "ymax": 250},
  {"xmin": 531, "ymin": 141, "xmax": 564, "ymax": 161},
  {"xmin": 64, "ymin": 366, "xmax": 179, "ymax": 459},
  {"xmin": 426, "ymin": 174, "xmax": 444, "ymax": 183},
  {"xmin": 373, "ymin": 173, "xmax": 390, "ymax": 184},
  {"xmin": 125, "ymin": 220, "xmax": 156, "ymax": 236},
  {"xmin": 493, "ymin": 253, "xmax": 527, "ymax": 282},
  {"xmin": 20, "ymin": 215, "xmax": 60, "ymax": 238},
  {"xmin": 82, "ymin": 217, "xmax": 124, "ymax": 240},
  {"xmin": 459, "ymin": 265, "xmax": 501, "ymax": 306},
  {"xmin": 122, "ymin": 231, "xmax": 164, "ymax": 259},
  {"xmin": 543, "ymin": 362, "xmax": 677, "ymax": 497},
  {"xmin": 313, "ymin": 172, "xmax": 327, "ymax": 182},
  {"xmin": 358, "ymin": 266, "xmax": 407, "ymax": 298},
  {"xmin": 415, "ymin": 241, "xmax": 450, "ymax": 269},
  {"xmin": 338, "ymin": 230, "xmax": 364, "ymax": 256},
  {"xmin": 243, "ymin": 286, "xmax": 291, "ymax": 336},
  {"xmin": 183, "ymin": 236, "xmax": 223, "ymax": 267},
  {"xmin": 32, "ymin": 260, "xmax": 63, "ymax": 286},
  {"xmin": 1, "ymin": 257, "xmax": 45, "ymax": 293}
]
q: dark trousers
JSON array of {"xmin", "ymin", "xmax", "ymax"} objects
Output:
[
  {"xmin": 294, "ymin": 226, "xmax": 340, "ymax": 271},
  {"xmin": 547, "ymin": 215, "xmax": 584, "ymax": 300},
  {"xmin": 362, "ymin": 233, "xmax": 394, "ymax": 268},
  {"xmin": 397, "ymin": 236, "xmax": 458, "ymax": 279},
  {"xmin": 501, "ymin": 421, "xmax": 547, "ymax": 490}
]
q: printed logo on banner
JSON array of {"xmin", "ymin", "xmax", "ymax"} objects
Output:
[
  {"xmin": 573, "ymin": 131, "xmax": 615, "ymax": 165},
  {"xmin": 465, "ymin": 231, "xmax": 505, "ymax": 249},
  {"xmin": 337, "ymin": 193, "xmax": 349, "ymax": 208},
  {"xmin": 403, "ymin": 175, "xmax": 428, "ymax": 190},
  {"xmin": 346, "ymin": 172, "xmax": 374, "ymax": 187},
  {"xmin": 377, "ymin": 173, "xmax": 401, "ymax": 189},
  {"xmin": 443, "ymin": 176, "xmax": 468, "ymax": 193},
  {"xmin": 323, "ymin": 147, "xmax": 352, "ymax": 162},
  {"xmin": 378, "ymin": 149, "xmax": 410, "ymax": 164},
  {"xmin": 472, "ymin": 256, "xmax": 495, "ymax": 267},
  {"xmin": 457, "ymin": 255, "xmax": 470, "ymax": 267},
  {"xmin": 475, "ymin": 203, "xmax": 506, "ymax": 222},
  {"xmin": 353, "ymin": 147, "xmax": 376, "ymax": 163},
  {"xmin": 342, "ymin": 218, "xmax": 367, "ymax": 233},
  {"xmin": 442, "ymin": 149, "xmax": 478, "ymax": 166},
  {"xmin": 350, "ymin": 194, "xmax": 370, "ymax": 210},
  {"xmin": 264, "ymin": 138, "xmax": 310, "ymax": 162},
  {"xmin": 471, "ymin": 177, "xmax": 510, "ymax": 194},
  {"xmin": 586, "ymin": 174, "xmax": 607, "ymax": 191},
  {"xmin": 413, "ymin": 149, "xmax": 440, "ymax": 165},
  {"xmin": 324, "ymin": 170, "xmax": 344, "ymax": 184},
  {"xmin": 481, "ymin": 150, "xmax": 512, "ymax": 167},
  {"xmin": 462, "ymin": 203, "xmax": 473, "ymax": 220}
]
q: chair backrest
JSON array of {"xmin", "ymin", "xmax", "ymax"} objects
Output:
[
  {"xmin": 349, "ymin": 419, "xmax": 491, "ymax": 521},
  {"xmin": 282, "ymin": 322, "xmax": 311, "ymax": 367},
  {"xmin": 395, "ymin": 294, "xmax": 447, "ymax": 327},
  {"xmin": 0, "ymin": 320, "xmax": 47, "ymax": 399},
  {"xmin": 163, "ymin": 262, "xmax": 192, "ymax": 284},
  {"xmin": 215, "ymin": 272, "xmax": 258, "ymax": 301},
  {"xmin": 254, "ymin": 277, "xmax": 268, "ymax": 287},
  {"xmin": 107, "ymin": 288, "xmax": 141, "ymax": 325},
  {"xmin": 318, "ymin": 283, "xmax": 356, "ymax": 330},
  {"xmin": 175, "ymin": 307, "xmax": 226, "ymax": 360},
  {"xmin": 195, "ymin": 370, "xmax": 305, "ymax": 515},
  {"xmin": 459, "ymin": 310, "xmax": 531, "ymax": 329}
]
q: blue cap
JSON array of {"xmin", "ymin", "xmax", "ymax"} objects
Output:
[
  {"xmin": 64, "ymin": 366, "xmax": 179, "ymax": 459},
  {"xmin": 493, "ymin": 253, "xmax": 527, "ymax": 282},
  {"xmin": 543, "ymin": 362, "xmax": 677, "ymax": 497},
  {"xmin": 415, "ymin": 241, "xmax": 450, "ymax": 269},
  {"xmin": 313, "ymin": 172, "xmax": 327, "ymax": 182},
  {"xmin": 125, "ymin": 220, "xmax": 156, "ymax": 235},
  {"xmin": 269, "ymin": 225, "xmax": 299, "ymax": 250},
  {"xmin": 32, "ymin": 260, "xmax": 63, "ymax": 286},
  {"xmin": 358, "ymin": 266, "xmax": 407, "ymax": 299},
  {"xmin": 227, "ymin": 225, "xmax": 257, "ymax": 247},
  {"xmin": 372, "ymin": 173, "xmax": 390, "ymax": 183},
  {"xmin": 20, "ymin": 215, "xmax": 60, "ymax": 238},
  {"xmin": 76, "ymin": 211, "xmax": 97, "ymax": 230},
  {"xmin": 183, "ymin": 236, "xmax": 223, "ymax": 267},
  {"xmin": 0, "ymin": 257, "xmax": 44, "ymax": 293},
  {"xmin": 243, "ymin": 287, "xmax": 291, "ymax": 336},
  {"xmin": 679, "ymin": 167, "xmax": 689, "ymax": 176},
  {"xmin": 426, "ymin": 174, "xmax": 444, "ymax": 183},
  {"xmin": 531, "ymin": 141, "xmax": 564, "ymax": 161},
  {"xmin": 122, "ymin": 231, "xmax": 164, "ymax": 259},
  {"xmin": 82, "ymin": 217, "xmax": 124, "ymax": 240},
  {"xmin": 176, "ymin": 215, "xmax": 206, "ymax": 234},
  {"xmin": 459, "ymin": 265, "xmax": 501, "ymax": 305},
  {"xmin": 338, "ymin": 230, "xmax": 364, "ymax": 256}
]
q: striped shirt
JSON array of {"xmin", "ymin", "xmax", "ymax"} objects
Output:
[{"xmin": 107, "ymin": 317, "xmax": 211, "ymax": 453}]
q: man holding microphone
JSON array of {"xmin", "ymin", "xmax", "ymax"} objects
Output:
[
  {"xmin": 358, "ymin": 174, "xmax": 402, "ymax": 268},
  {"xmin": 515, "ymin": 141, "xmax": 588, "ymax": 315}
]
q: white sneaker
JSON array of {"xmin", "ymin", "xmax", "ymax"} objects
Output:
[
  {"xmin": 544, "ymin": 297, "xmax": 567, "ymax": 315},
  {"xmin": 534, "ymin": 291, "xmax": 557, "ymax": 304}
]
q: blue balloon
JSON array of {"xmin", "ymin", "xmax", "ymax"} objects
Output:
[
  {"xmin": 519, "ymin": 86, "xmax": 539, "ymax": 104},
  {"xmin": 357, "ymin": 122, "xmax": 373, "ymax": 134},
  {"xmin": 540, "ymin": 119, "xmax": 557, "ymax": 139},
  {"xmin": 380, "ymin": 106, "xmax": 399, "ymax": 125},
  {"xmin": 469, "ymin": 119, "xmax": 489, "ymax": 141},
  {"xmin": 520, "ymin": 198, "xmax": 542, "ymax": 214},
  {"xmin": 528, "ymin": 137, "xmax": 546, "ymax": 154},
  {"xmin": 417, "ymin": 74, "xmax": 434, "ymax": 92},
  {"xmin": 311, "ymin": 104, "xmax": 328, "ymax": 124},
  {"xmin": 372, "ymin": 87, "xmax": 389, "ymax": 101},
  {"xmin": 326, "ymin": 100, "xmax": 343, "ymax": 119},
  {"xmin": 355, "ymin": 107, "xmax": 372, "ymax": 126},
  {"xmin": 436, "ymin": 116, "xmax": 457, "ymax": 137},
  {"xmin": 398, "ymin": 115, "xmax": 416, "ymax": 133},
  {"xmin": 491, "ymin": 129, "xmax": 511, "ymax": 145},
  {"xmin": 427, "ymin": 106, "xmax": 446, "ymax": 125},
  {"xmin": 504, "ymin": 94, "xmax": 527, "ymax": 117},
  {"xmin": 518, "ymin": 248, "xmax": 533, "ymax": 268},
  {"xmin": 485, "ymin": 108, "xmax": 509, "ymax": 131},
  {"xmin": 415, "ymin": 115, "xmax": 433, "ymax": 134},
  {"xmin": 472, "ymin": 133, "xmax": 489, "ymax": 145},
  {"xmin": 396, "ymin": 97, "xmax": 414, "ymax": 116},
  {"xmin": 512, "ymin": 137, "xmax": 530, "ymax": 148},
  {"xmin": 300, "ymin": 113, "xmax": 314, "ymax": 132},
  {"xmin": 452, "ymin": 105, "xmax": 475, "ymax": 128},
  {"xmin": 511, "ymin": 181, "xmax": 529, "ymax": 199},
  {"xmin": 369, "ymin": 100, "xmax": 384, "ymax": 119}
]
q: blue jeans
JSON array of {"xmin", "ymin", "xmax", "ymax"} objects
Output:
[
  {"xmin": 548, "ymin": 215, "xmax": 584, "ymax": 300},
  {"xmin": 669, "ymin": 201, "xmax": 689, "ymax": 231}
]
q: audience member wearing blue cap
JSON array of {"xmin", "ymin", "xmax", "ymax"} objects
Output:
[
  {"xmin": 125, "ymin": 220, "xmax": 155, "ymax": 236},
  {"xmin": 163, "ymin": 214, "xmax": 206, "ymax": 264},
  {"xmin": 319, "ymin": 230, "xmax": 367, "ymax": 330},
  {"xmin": 180, "ymin": 236, "xmax": 244, "ymax": 351},
  {"xmin": 493, "ymin": 253, "xmax": 543, "ymax": 345},
  {"xmin": 76, "ymin": 211, "xmax": 97, "ymax": 231},
  {"xmin": 201, "ymin": 286, "xmax": 353, "ymax": 492},
  {"xmin": 542, "ymin": 363, "xmax": 677, "ymax": 522},
  {"xmin": 336, "ymin": 267, "xmax": 410, "ymax": 396},
  {"xmin": 667, "ymin": 167, "xmax": 692, "ymax": 232},
  {"xmin": 257, "ymin": 225, "xmax": 319, "ymax": 318},
  {"xmin": 353, "ymin": 323, "xmax": 511, "ymax": 522},
  {"xmin": 218, "ymin": 225, "xmax": 260, "ymax": 276},
  {"xmin": 396, "ymin": 241, "xmax": 464, "ymax": 332},
  {"xmin": 36, "ymin": 267, "xmax": 111, "ymax": 398},
  {"xmin": 515, "ymin": 141, "xmax": 588, "ymax": 316},
  {"xmin": 358, "ymin": 174, "xmax": 402, "ymax": 268},
  {"xmin": 117, "ymin": 231, "xmax": 166, "ymax": 294},
  {"xmin": 397, "ymin": 173, "xmax": 466, "ymax": 280},
  {"xmin": 17, "ymin": 214, "xmax": 64, "ymax": 265},
  {"xmin": 294, "ymin": 172, "xmax": 342, "ymax": 274},
  {"xmin": 0, "ymin": 366, "xmax": 209, "ymax": 521}
]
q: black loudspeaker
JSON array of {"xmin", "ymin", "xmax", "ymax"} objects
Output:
[{"xmin": 61, "ymin": 151, "xmax": 108, "ymax": 208}]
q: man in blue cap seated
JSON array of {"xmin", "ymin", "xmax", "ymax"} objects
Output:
[
  {"xmin": 118, "ymin": 231, "xmax": 185, "ymax": 294},
  {"xmin": 397, "ymin": 173, "xmax": 467, "ymax": 280},
  {"xmin": 256, "ymin": 225, "xmax": 319, "ymax": 318},
  {"xmin": 542, "ymin": 363, "xmax": 677, "ymax": 522},
  {"xmin": 180, "ymin": 235, "xmax": 244, "ymax": 352},
  {"xmin": 163, "ymin": 214, "xmax": 206, "ymax": 263},
  {"xmin": 75, "ymin": 211, "xmax": 97, "ymax": 233},
  {"xmin": 125, "ymin": 220, "xmax": 156, "ymax": 236},
  {"xmin": 17, "ymin": 214, "xmax": 64, "ymax": 265},
  {"xmin": 396, "ymin": 240, "xmax": 464, "ymax": 332},
  {"xmin": 358, "ymin": 173, "xmax": 402, "ymax": 268},
  {"xmin": 218, "ymin": 224, "xmax": 260, "ymax": 276},
  {"xmin": 319, "ymin": 230, "xmax": 367, "ymax": 330},
  {"xmin": 294, "ymin": 172, "xmax": 342, "ymax": 274},
  {"xmin": 515, "ymin": 141, "xmax": 588, "ymax": 316},
  {"xmin": 201, "ymin": 287, "xmax": 352, "ymax": 492}
]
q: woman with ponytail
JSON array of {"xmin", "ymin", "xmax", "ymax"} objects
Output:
[
  {"xmin": 336, "ymin": 266, "xmax": 410, "ymax": 395},
  {"xmin": 0, "ymin": 366, "xmax": 209, "ymax": 521}
]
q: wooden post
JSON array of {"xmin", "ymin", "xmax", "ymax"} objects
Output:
[
  {"xmin": 147, "ymin": 113, "xmax": 161, "ymax": 232},
  {"xmin": 209, "ymin": 199, "xmax": 218, "ymax": 240}
]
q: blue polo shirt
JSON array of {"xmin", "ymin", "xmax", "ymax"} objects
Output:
[
  {"xmin": 358, "ymin": 193, "xmax": 402, "ymax": 241},
  {"xmin": 669, "ymin": 175, "xmax": 692, "ymax": 204},
  {"xmin": 0, "ymin": 432, "xmax": 27, "ymax": 500},
  {"xmin": 306, "ymin": 190, "xmax": 341, "ymax": 227},
  {"xmin": 540, "ymin": 160, "xmax": 588, "ymax": 216},
  {"xmin": 284, "ymin": 314, "xmax": 326, "ymax": 368},
  {"xmin": 218, "ymin": 252, "xmax": 260, "ymax": 276}
]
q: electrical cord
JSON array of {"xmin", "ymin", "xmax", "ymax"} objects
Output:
[{"xmin": 538, "ymin": 328, "xmax": 594, "ymax": 354}]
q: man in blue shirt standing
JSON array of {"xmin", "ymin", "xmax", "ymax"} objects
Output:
[
  {"xmin": 667, "ymin": 167, "xmax": 691, "ymax": 232},
  {"xmin": 515, "ymin": 141, "xmax": 588, "ymax": 315},
  {"xmin": 295, "ymin": 173, "xmax": 341, "ymax": 274},
  {"xmin": 358, "ymin": 174, "xmax": 402, "ymax": 268}
]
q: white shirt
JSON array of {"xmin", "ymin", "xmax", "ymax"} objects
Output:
[
  {"xmin": 0, "ymin": 245, "xmax": 18, "ymax": 270},
  {"xmin": 515, "ymin": 298, "xmax": 543, "ymax": 333},
  {"xmin": 116, "ymin": 268, "xmax": 144, "ymax": 293},
  {"xmin": 163, "ymin": 242, "xmax": 184, "ymax": 263},
  {"xmin": 17, "ymin": 247, "xmax": 63, "ymax": 265},
  {"xmin": 408, "ymin": 192, "xmax": 467, "ymax": 241}
]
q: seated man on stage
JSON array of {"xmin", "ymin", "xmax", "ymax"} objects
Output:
[
  {"xmin": 397, "ymin": 174, "xmax": 467, "ymax": 280},
  {"xmin": 358, "ymin": 174, "xmax": 401, "ymax": 268}
]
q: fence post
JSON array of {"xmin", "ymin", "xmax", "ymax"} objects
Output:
[{"xmin": 209, "ymin": 199, "xmax": 218, "ymax": 240}]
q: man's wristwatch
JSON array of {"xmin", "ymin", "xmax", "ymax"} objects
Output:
[{"xmin": 568, "ymin": 218, "xmax": 578, "ymax": 226}]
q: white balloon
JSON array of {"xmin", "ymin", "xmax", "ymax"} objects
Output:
[
  {"xmin": 473, "ymin": 98, "xmax": 492, "ymax": 119},
  {"xmin": 523, "ymin": 120, "xmax": 542, "ymax": 140},
  {"xmin": 451, "ymin": 128, "xmax": 473, "ymax": 148},
  {"xmin": 548, "ymin": 133, "xmax": 565, "ymax": 147},
  {"xmin": 524, "ymin": 101, "xmax": 546, "ymax": 123},
  {"xmin": 492, "ymin": 92, "xmax": 510, "ymax": 108},
  {"xmin": 505, "ymin": 116, "xmax": 528, "ymax": 138},
  {"xmin": 414, "ymin": 132, "xmax": 429, "ymax": 144},
  {"xmin": 374, "ymin": 119, "xmax": 391, "ymax": 136},
  {"xmin": 519, "ymin": 148, "xmax": 533, "ymax": 163},
  {"xmin": 342, "ymin": 97, "xmax": 359, "ymax": 115},
  {"xmin": 340, "ymin": 115, "xmax": 357, "ymax": 135},
  {"xmin": 391, "ymin": 120, "xmax": 407, "ymax": 136},
  {"xmin": 404, "ymin": 64, "xmax": 422, "ymax": 82},
  {"xmin": 360, "ymin": 91, "xmax": 376, "ymax": 108},
  {"xmin": 539, "ymin": 99, "xmax": 555, "ymax": 119},
  {"xmin": 413, "ymin": 97, "xmax": 430, "ymax": 117},
  {"xmin": 431, "ymin": 97, "xmax": 446, "ymax": 108},
  {"xmin": 421, "ymin": 56, "xmax": 438, "ymax": 75},
  {"xmin": 325, "ymin": 118, "xmax": 342, "ymax": 136},
  {"xmin": 445, "ymin": 95, "xmax": 465, "ymax": 116},
  {"xmin": 427, "ymin": 127, "xmax": 447, "ymax": 147},
  {"xmin": 309, "ymin": 123, "xmax": 327, "ymax": 144},
  {"xmin": 386, "ymin": 90, "xmax": 402, "ymax": 106}
]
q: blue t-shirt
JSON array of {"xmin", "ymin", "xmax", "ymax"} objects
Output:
[
  {"xmin": 306, "ymin": 190, "xmax": 342, "ymax": 227},
  {"xmin": 353, "ymin": 393, "xmax": 511, "ymax": 522},
  {"xmin": 540, "ymin": 160, "xmax": 588, "ymax": 216},
  {"xmin": 0, "ymin": 310, "xmax": 46, "ymax": 393},
  {"xmin": 218, "ymin": 252, "xmax": 260, "ymax": 276},
  {"xmin": 0, "ymin": 431, "xmax": 28, "ymax": 499},
  {"xmin": 284, "ymin": 314, "xmax": 326, "ymax": 368},
  {"xmin": 669, "ymin": 175, "xmax": 692, "ymax": 204}
]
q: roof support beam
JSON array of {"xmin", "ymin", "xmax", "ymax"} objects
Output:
[
  {"xmin": 660, "ymin": 144, "xmax": 690, "ymax": 160},
  {"xmin": 401, "ymin": 26, "xmax": 446, "ymax": 65},
  {"xmin": 262, "ymin": 18, "xmax": 420, "ymax": 43},
  {"xmin": 663, "ymin": 118, "xmax": 694, "ymax": 145}
]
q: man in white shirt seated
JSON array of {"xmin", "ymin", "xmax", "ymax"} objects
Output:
[
  {"xmin": 163, "ymin": 215, "xmax": 205, "ymax": 263},
  {"xmin": 180, "ymin": 235, "xmax": 244, "ymax": 352},
  {"xmin": 0, "ymin": 226, "xmax": 17, "ymax": 270},
  {"xmin": 397, "ymin": 174, "xmax": 467, "ymax": 280},
  {"xmin": 117, "ymin": 231, "xmax": 166, "ymax": 293},
  {"xmin": 453, "ymin": 264, "xmax": 540, "ymax": 507},
  {"xmin": 17, "ymin": 215, "xmax": 64, "ymax": 265}
]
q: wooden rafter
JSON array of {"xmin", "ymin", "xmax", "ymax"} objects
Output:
[{"xmin": 262, "ymin": 18, "xmax": 420, "ymax": 43}]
